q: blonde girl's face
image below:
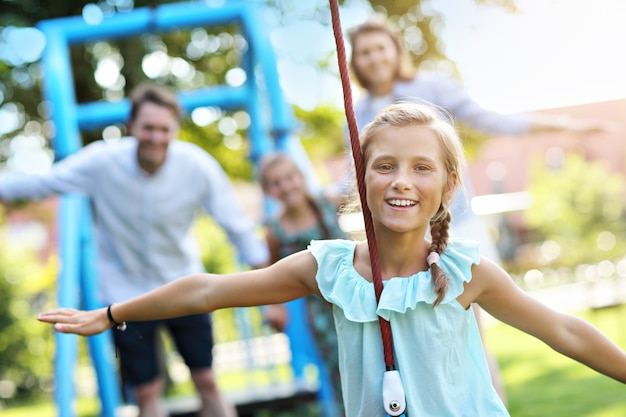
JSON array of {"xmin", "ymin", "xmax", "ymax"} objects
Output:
[
  {"xmin": 262, "ymin": 160, "xmax": 308, "ymax": 209},
  {"xmin": 364, "ymin": 125, "xmax": 455, "ymax": 234},
  {"xmin": 352, "ymin": 31, "xmax": 399, "ymax": 89}
]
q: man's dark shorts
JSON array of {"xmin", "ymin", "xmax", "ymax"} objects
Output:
[{"xmin": 113, "ymin": 313, "xmax": 214, "ymax": 385}]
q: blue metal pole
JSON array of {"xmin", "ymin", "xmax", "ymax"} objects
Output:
[
  {"xmin": 79, "ymin": 200, "xmax": 121, "ymax": 417},
  {"xmin": 36, "ymin": 25, "xmax": 80, "ymax": 160},
  {"xmin": 76, "ymin": 85, "xmax": 250, "ymax": 130},
  {"xmin": 55, "ymin": 197, "xmax": 81, "ymax": 417},
  {"xmin": 49, "ymin": 3, "xmax": 249, "ymax": 46},
  {"xmin": 239, "ymin": 22, "xmax": 271, "ymax": 164},
  {"xmin": 240, "ymin": 5, "xmax": 294, "ymax": 148},
  {"xmin": 36, "ymin": 22, "xmax": 82, "ymax": 417}
]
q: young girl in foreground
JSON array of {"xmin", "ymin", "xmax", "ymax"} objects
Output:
[{"xmin": 39, "ymin": 103, "xmax": 626, "ymax": 417}]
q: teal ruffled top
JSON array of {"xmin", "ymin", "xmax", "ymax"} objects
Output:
[{"xmin": 309, "ymin": 238, "xmax": 509, "ymax": 417}]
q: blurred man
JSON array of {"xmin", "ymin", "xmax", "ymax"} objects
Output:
[{"xmin": 0, "ymin": 83, "xmax": 269, "ymax": 417}]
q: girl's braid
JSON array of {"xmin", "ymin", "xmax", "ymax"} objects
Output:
[{"xmin": 428, "ymin": 208, "xmax": 452, "ymax": 306}]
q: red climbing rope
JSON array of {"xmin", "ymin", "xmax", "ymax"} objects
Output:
[{"xmin": 328, "ymin": 0, "xmax": 396, "ymax": 371}]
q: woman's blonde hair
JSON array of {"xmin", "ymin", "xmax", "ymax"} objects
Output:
[
  {"xmin": 348, "ymin": 16, "xmax": 416, "ymax": 89},
  {"xmin": 258, "ymin": 151, "xmax": 300, "ymax": 191},
  {"xmin": 360, "ymin": 103, "xmax": 466, "ymax": 306}
]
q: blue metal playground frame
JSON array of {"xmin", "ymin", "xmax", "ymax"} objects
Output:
[{"xmin": 36, "ymin": 2, "xmax": 334, "ymax": 416}]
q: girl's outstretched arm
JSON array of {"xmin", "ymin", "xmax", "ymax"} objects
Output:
[
  {"xmin": 38, "ymin": 249, "xmax": 319, "ymax": 336},
  {"xmin": 470, "ymin": 258, "xmax": 626, "ymax": 384}
]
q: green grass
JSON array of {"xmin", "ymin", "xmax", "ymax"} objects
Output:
[
  {"xmin": 1, "ymin": 397, "xmax": 100, "ymax": 417},
  {"xmin": 3, "ymin": 307, "xmax": 626, "ymax": 417},
  {"xmin": 486, "ymin": 306, "xmax": 626, "ymax": 417}
]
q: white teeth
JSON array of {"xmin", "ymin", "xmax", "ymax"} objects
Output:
[{"xmin": 388, "ymin": 199, "xmax": 416, "ymax": 207}]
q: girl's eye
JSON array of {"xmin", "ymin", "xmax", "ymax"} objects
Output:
[
  {"xmin": 415, "ymin": 165, "xmax": 430, "ymax": 171},
  {"xmin": 376, "ymin": 163, "xmax": 393, "ymax": 172}
]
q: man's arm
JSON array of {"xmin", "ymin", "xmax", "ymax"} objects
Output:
[
  {"xmin": 197, "ymin": 152, "xmax": 270, "ymax": 268},
  {"xmin": 0, "ymin": 141, "xmax": 103, "ymax": 202}
]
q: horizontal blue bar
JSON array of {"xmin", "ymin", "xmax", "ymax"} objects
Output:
[
  {"xmin": 37, "ymin": 2, "xmax": 253, "ymax": 44},
  {"xmin": 77, "ymin": 85, "xmax": 250, "ymax": 129}
]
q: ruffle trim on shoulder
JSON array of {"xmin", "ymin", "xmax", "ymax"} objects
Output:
[
  {"xmin": 376, "ymin": 238, "xmax": 480, "ymax": 320},
  {"xmin": 309, "ymin": 238, "xmax": 480, "ymax": 323}
]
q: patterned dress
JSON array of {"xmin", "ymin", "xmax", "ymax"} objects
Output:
[{"xmin": 266, "ymin": 196, "xmax": 346, "ymax": 415}]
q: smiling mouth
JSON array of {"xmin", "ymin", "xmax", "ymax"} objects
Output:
[{"xmin": 387, "ymin": 199, "xmax": 417, "ymax": 207}]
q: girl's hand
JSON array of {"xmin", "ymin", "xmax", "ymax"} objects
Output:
[{"xmin": 37, "ymin": 307, "xmax": 111, "ymax": 336}]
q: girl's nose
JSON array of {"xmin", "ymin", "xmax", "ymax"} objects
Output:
[{"xmin": 391, "ymin": 176, "xmax": 411, "ymax": 191}]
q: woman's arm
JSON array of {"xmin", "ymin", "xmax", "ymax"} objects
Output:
[
  {"xmin": 412, "ymin": 72, "xmax": 616, "ymax": 137},
  {"xmin": 38, "ymin": 249, "xmax": 320, "ymax": 336},
  {"xmin": 470, "ymin": 259, "xmax": 626, "ymax": 384},
  {"xmin": 528, "ymin": 113, "xmax": 617, "ymax": 135}
]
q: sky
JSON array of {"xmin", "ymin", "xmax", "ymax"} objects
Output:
[
  {"xmin": 432, "ymin": 0, "xmax": 626, "ymax": 113},
  {"xmin": 274, "ymin": 0, "xmax": 626, "ymax": 114}
]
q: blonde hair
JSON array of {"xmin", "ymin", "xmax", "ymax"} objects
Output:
[
  {"xmin": 258, "ymin": 151, "xmax": 333, "ymax": 239},
  {"xmin": 258, "ymin": 151, "xmax": 300, "ymax": 191},
  {"xmin": 348, "ymin": 17, "xmax": 416, "ymax": 89},
  {"xmin": 360, "ymin": 103, "xmax": 465, "ymax": 306}
]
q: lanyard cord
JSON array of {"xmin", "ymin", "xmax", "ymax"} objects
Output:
[{"xmin": 328, "ymin": 0, "xmax": 396, "ymax": 371}]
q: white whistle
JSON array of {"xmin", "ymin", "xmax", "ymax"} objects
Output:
[{"xmin": 382, "ymin": 369, "xmax": 406, "ymax": 416}]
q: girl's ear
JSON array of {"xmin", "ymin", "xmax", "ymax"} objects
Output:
[{"xmin": 442, "ymin": 171, "xmax": 458, "ymax": 202}]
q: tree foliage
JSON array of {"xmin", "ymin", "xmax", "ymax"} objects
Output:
[
  {"xmin": 294, "ymin": 105, "xmax": 346, "ymax": 158},
  {"xmin": 0, "ymin": 207, "xmax": 57, "ymax": 403},
  {"xmin": 524, "ymin": 153, "xmax": 626, "ymax": 268}
]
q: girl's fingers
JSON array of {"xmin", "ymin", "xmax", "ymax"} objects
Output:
[
  {"xmin": 39, "ymin": 308, "xmax": 109, "ymax": 336},
  {"xmin": 54, "ymin": 323, "xmax": 71, "ymax": 333},
  {"xmin": 37, "ymin": 308, "xmax": 78, "ymax": 323},
  {"xmin": 54, "ymin": 322, "xmax": 95, "ymax": 336}
]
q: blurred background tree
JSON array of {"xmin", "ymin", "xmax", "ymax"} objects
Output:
[
  {"xmin": 522, "ymin": 153, "xmax": 626, "ymax": 270},
  {"xmin": 0, "ymin": 205, "xmax": 58, "ymax": 405}
]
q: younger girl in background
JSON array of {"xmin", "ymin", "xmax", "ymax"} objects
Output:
[
  {"xmin": 39, "ymin": 103, "xmax": 626, "ymax": 417},
  {"xmin": 259, "ymin": 152, "xmax": 346, "ymax": 415}
]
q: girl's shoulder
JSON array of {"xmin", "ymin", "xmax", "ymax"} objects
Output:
[
  {"xmin": 442, "ymin": 237, "xmax": 482, "ymax": 270},
  {"xmin": 438, "ymin": 237, "xmax": 482, "ymax": 292},
  {"xmin": 308, "ymin": 238, "xmax": 357, "ymax": 262},
  {"xmin": 307, "ymin": 239, "xmax": 358, "ymax": 285}
]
